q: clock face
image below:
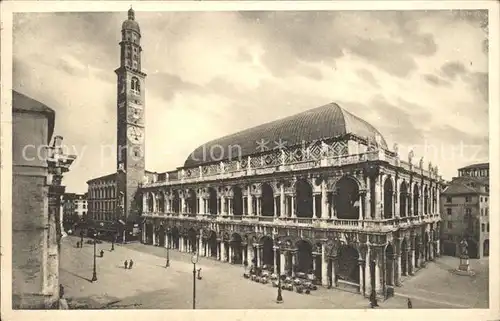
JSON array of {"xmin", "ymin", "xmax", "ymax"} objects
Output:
[{"xmin": 127, "ymin": 126, "xmax": 144, "ymax": 144}]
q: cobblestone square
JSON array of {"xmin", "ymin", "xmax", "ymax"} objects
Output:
[{"xmin": 60, "ymin": 236, "xmax": 488, "ymax": 309}]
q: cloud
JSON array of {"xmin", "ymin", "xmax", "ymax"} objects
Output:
[
  {"xmin": 240, "ymin": 11, "xmax": 438, "ymax": 78},
  {"xmin": 441, "ymin": 61, "xmax": 467, "ymax": 79},
  {"xmin": 147, "ymin": 72, "xmax": 205, "ymax": 101},
  {"xmin": 356, "ymin": 69, "xmax": 380, "ymax": 88},
  {"xmin": 423, "ymin": 73, "xmax": 451, "ymax": 87}
]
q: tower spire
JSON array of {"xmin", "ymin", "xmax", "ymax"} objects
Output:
[{"xmin": 128, "ymin": 6, "xmax": 135, "ymax": 20}]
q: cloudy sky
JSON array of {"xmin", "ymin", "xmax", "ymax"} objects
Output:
[{"xmin": 13, "ymin": 9, "xmax": 489, "ymax": 193}]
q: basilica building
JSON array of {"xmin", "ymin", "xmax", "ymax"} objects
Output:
[{"xmin": 89, "ymin": 9, "xmax": 444, "ymax": 299}]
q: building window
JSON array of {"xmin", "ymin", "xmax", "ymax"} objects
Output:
[
  {"xmin": 481, "ymin": 223, "xmax": 485, "ymax": 232},
  {"xmin": 487, "ymin": 223, "xmax": 489, "ymax": 232},
  {"xmin": 447, "ymin": 208, "xmax": 452, "ymax": 215},
  {"xmin": 486, "ymin": 186, "xmax": 489, "ymax": 193},
  {"xmin": 481, "ymin": 208, "xmax": 484, "ymax": 216},
  {"xmin": 485, "ymin": 208, "xmax": 489, "ymax": 216},
  {"xmin": 446, "ymin": 196, "xmax": 452, "ymax": 203},
  {"xmin": 447, "ymin": 221, "xmax": 452, "ymax": 229},
  {"xmin": 465, "ymin": 208, "xmax": 471, "ymax": 215},
  {"xmin": 480, "ymin": 197, "xmax": 483, "ymax": 202},
  {"xmin": 465, "ymin": 196, "xmax": 471, "ymax": 202},
  {"xmin": 131, "ymin": 77, "xmax": 140, "ymax": 94},
  {"xmin": 485, "ymin": 197, "xmax": 488, "ymax": 202}
]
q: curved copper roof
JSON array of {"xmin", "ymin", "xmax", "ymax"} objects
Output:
[{"xmin": 184, "ymin": 102, "xmax": 387, "ymax": 167}]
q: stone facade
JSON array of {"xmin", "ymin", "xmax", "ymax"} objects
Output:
[
  {"xmin": 440, "ymin": 163, "xmax": 489, "ymax": 258},
  {"xmin": 140, "ymin": 144, "xmax": 444, "ymax": 298},
  {"xmin": 12, "ymin": 90, "xmax": 75, "ymax": 309}
]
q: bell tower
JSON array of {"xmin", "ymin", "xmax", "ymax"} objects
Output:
[{"xmin": 115, "ymin": 8, "xmax": 146, "ymax": 231}]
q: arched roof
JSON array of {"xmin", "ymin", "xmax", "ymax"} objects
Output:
[{"xmin": 184, "ymin": 102, "xmax": 387, "ymax": 167}]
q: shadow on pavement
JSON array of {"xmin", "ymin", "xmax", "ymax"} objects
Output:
[{"xmin": 62, "ymin": 269, "xmax": 94, "ymax": 283}]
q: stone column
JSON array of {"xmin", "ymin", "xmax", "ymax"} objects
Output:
[
  {"xmin": 248, "ymin": 244, "xmax": 255, "ymax": 265},
  {"xmin": 395, "ymin": 254, "xmax": 402, "ymax": 286},
  {"xmin": 152, "ymin": 227, "xmax": 156, "ymax": 246},
  {"xmin": 248, "ymin": 195, "xmax": 253, "ymax": 215},
  {"xmin": 280, "ymin": 251, "xmax": 286, "ymax": 274},
  {"xmin": 331, "ymin": 192, "xmax": 337, "ymax": 218},
  {"xmin": 321, "ymin": 181, "xmax": 328, "ymax": 219},
  {"xmin": 280, "ymin": 184, "xmax": 285, "ymax": 218},
  {"xmin": 320, "ymin": 244, "xmax": 328, "ymax": 286},
  {"xmin": 228, "ymin": 244, "xmax": 233, "ymax": 263},
  {"xmin": 365, "ymin": 176, "xmax": 371, "ymax": 219},
  {"xmin": 409, "ymin": 247, "xmax": 415, "ymax": 275},
  {"xmin": 358, "ymin": 194, "xmax": 364, "ymax": 220},
  {"xmin": 255, "ymin": 245, "xmax": 261, "ymax": 266},
  {"xmin": 142, "ymin": 222, "xmax": 146, "ymax": 243},
  {"xmin": 373, "ymin": 175, "xmax": 381, "ymax": 219},
  {"xmin": 199, "ymin": 237, "xmax": 203, "ymax": 254},
  {"xmin": 291, "ymin": 196, "xmax": 296, "ymax": 218},
  {"xmin": 375, "ymin": 256, "xmax": 382, "ymax": 295},
  {"xmin": 331, "ymin": 257, "xmax": 337, "ymax": 287},
  {"xmin": 312, "ymin": 194, "xmax": 317, "ymax": 217},
  {"xmin": 221, "ymin": 241, "xmax": 227, "ymax": 261},
  {"xmin": 364, "ymin": 248, "xmax": 371, "ymax": 295}
]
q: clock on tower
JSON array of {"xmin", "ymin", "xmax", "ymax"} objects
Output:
[{"xmin": 115, "ymin": 8, "xmax": 147, "ymax": 229}]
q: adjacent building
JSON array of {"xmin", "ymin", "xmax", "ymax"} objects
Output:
[
  {"xmin": 440, "ymin": 163, "xmax": 490, "ymax": 258},
  {"xmin": 62, "ymin": 193, "xmax": 87, "ymax": 231},
  {"xmin": 12, "ymin": 90, "xmax": 75, "ymax": 308}
]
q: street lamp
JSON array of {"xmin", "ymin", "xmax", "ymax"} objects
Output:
[
  {"xmin": 111, "ymin": 232, "xmax": 116, "ymax": 251},
  {"xmin": 91, "ymin": 230, "xmax": 98, "ymax": 282},
  {"xmin": 275, "ymin": 242, "xmax": 283, "ymax": 304},
  {"xmin": 166, "ymin": 245, "xmax": 170, "ymax": 268},
  {"xmin": 191, "ymin": 251, "xmax": 199, "ymax": 309},
  {"xmin": 80, "ymin": 230, "xmax": 84, "ymax": 247}
]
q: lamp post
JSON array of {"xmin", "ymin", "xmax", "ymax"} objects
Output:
[
  {"xmin": 80, "ymin": 230, "xmax": 84, "ymax": 247},
  {"xmin": 166, "ymin": 233, "xmax": 170, "ymax": 268},
  {"xmin": 111, "ymin": 232, "xmax": 116, "ymax": 251},
  {"xmin": 275, "ymin": 242, "xmax": 283, "ymax": 304},
  {"xmin": 191, "ymin": 251, "xmax": 199, "ymax": 309},
  {"xmin": 91, "ymin": 230, "xmax": 98, "ymax": 282}
]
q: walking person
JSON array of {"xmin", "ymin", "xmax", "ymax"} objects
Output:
[
  {"xmin": 59, "ymin": 284, "xmax": 65, "ymax": 299},
  {"xmin": 124, "ymin": 260, "xmax": 128, "ymax": 269},
  {"xmin": 407, "ymin": 298, "xmax": 413, "ymax": 309},
  {"xmin": 100, "ymin": 250, "xmax": 104, "ymax": 258},
  {"xmin": 129, "ymin": 259, "xmax": 134, "ymax": 269},
  {"xmin": 369, "ymin": 290, "xmax": 379, "ymax": 308}
]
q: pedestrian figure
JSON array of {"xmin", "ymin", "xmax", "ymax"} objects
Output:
[
  {"xmin": 100, "ymin": 250, "xmax": 104, "ymax": 258},
  {"xmin": 59, "ymin": 284, "xmax": 65, "ymax": 299},
  {"xmin": 129, "ymin": 259, "xmax": 134, "ymax": 269},
  {"xmin": 124, "ymin": 260, "xmax": 128, "ymax": 269},
  {"xmin": 407, "ymin": 298, "xmax": 413, "ymax": 309},
  {"xmin": 76, "ymin": 241, "xmax": 79, "ymax": 248},
  {"xmin": 370, "ymin": 290, "xmax": 379, "ymax": 308},
  {"xmin": 197, "ymin": 268, "xmax": 202, "ymax": 280}
]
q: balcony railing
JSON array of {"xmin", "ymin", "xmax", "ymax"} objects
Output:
[
  {"xmin": 141, "ymin": 150, "xmax": 442, "ymax": 188},
  {"xmin": 141, "ymin": 211, "xmax": 440, "ymax": 231}
]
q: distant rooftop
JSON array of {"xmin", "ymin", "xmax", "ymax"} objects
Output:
[{"xmin": 458, "ymin": 162, "xmax": 489, "ymax": 170}]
